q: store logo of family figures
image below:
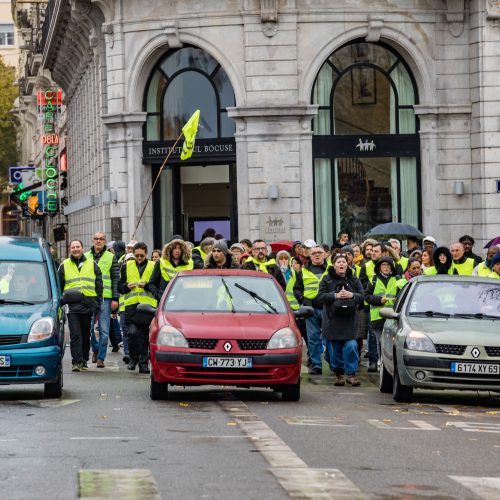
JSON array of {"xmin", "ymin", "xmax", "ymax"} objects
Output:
[
  {"xmin": 356, "ymin": 138, "xmax": 376, "ymax": 152},
  {"xmin": 265, "ymin": 216, "xmax": 285, "ymax": 233}
]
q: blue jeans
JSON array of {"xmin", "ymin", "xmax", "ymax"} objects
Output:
[
  {"xmin": 368, "ymin": 325, "xmax": 378, "ymax": 363},
  {"xmin": 305, "ymin": 308, "xmax": 323, "ymax": 370},
  {"xmin": 119, "ymin": 312, "xmax": 129, "ymax": 356},
  {"xmin": 328, "ymin": 339, "xmax": 359, "ymax": 375},
  {"xmin": 91, "ymin": 299, "xmax": 111, "ymax": 361}
]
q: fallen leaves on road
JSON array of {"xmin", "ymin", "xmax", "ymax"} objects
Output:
[
  {"xmin": 227, "ymin": 422, "xmax": 237, "ymax": 426},
  {"xmin": 179, "ymin": 402, "xmax": 190, "ymax": 407}
]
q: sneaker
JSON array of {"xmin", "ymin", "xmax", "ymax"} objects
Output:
[
  {"xmin": 127, "ymin": 361, "xmax": 137, "ymax": 371},
  {"xmin": 123, "ymin": 356, "xmax": 130, "ymax": 364},
  {"xmin": 139, "ymin": 365, "xmax": 150, "ymax": 374},
  {"xmin": 367, "ymin": 362, "xmax": 378, "ymax": 372},
  {"xmin": 96, "ymin": 360, "xmax": 105, "ymax": 368},
  {"xmin": 111, "ymin": 346, "xmax": 120, "ymax": 353},
  {"xmin": 80, "ymin": 361, "xmax": 88, "ymax": 370},
  {"xmin": 72, "ymin": 364, "xmax": 81, "ymax": 372},
  {"xmin": 346, "ymin": 375, "xmax": 361, "ymax": 386},
  {"xmin": 334, "ymin": 374, "xmax": 345, "ymax": 386},
  {"xmin": 308, "ymin": 367, "xmax": 323, "ymax": 376},
  {"xmin": 92, "ymin": 352, "xmax": 98, "ymax": 363}
]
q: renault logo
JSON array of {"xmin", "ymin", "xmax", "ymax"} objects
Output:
[
  {"xmin": 471, "ymin": 347, "xmax": 480, "ymax": 358},
  {"xmin": 223, "ymin": 341, "xmax": 232, "ymax": 352}
]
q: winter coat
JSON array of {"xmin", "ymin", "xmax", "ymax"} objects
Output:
[
  {"xmin": 317, "ymin": 267, "xmax": 364, "ymax": 341},
  {"xmin": 204, "ymin": 252, "xmax": 240, "ymax": 269}
]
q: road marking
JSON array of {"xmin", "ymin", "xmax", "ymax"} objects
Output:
[
  {"xmin": 79, "ymin": 469, "xmax": 160, "ymax": 499},
  {"xmin": 450, "ymin": 476, "xmax": 500, "ymax": 499},
  {"xmin": 281, "ymin": 416, "xmax": 354, "ymax": 427},
  {"xmin": 367, "ymin": 419, "xmax": 440, "ymax": 431},
  {"xmin": 445, "ymin": 422, "xmax": 500, "ymax": 433},
  {"xmin": 19, "ymin": 399, "xmax": 80, "ymax": 408},
  {"xmin": 0, "ymin": 439, "xmax": 18, "ymax": 442},
  {"xmin": 71, "ymin": 437, "xmax": 139, "ymax": 440},
  {"xmin": 219, "ymin": 399, "xmax": 366, "ymax": 499}
]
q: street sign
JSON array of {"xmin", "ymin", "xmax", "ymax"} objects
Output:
[{"xmin": 9, "ymin": 166, "xmax": 34, "ymax": 184}]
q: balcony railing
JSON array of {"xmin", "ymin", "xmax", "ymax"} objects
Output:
[{"xmin": 40, "ymin": 0, "xmax": 55, "ymax": 53}]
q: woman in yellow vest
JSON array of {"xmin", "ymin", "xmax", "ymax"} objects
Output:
[
  {"xmin": 58, "ymin": 239, "xmax": 103, "ymax": 372},
  {"xmin": 118, "ymin": 242, "xmax": 157, "ymax": 373},
  {"xmin": 148, "ymin": 238, "xmax": 194, "ymax": 300},
  {"xmin": 424, "ymin": 246, "xmax": 456, "ymax": 275}
]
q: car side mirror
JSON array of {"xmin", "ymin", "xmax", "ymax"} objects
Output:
[
  {"xmin": 294, "ymin": 305, "xmax": 315, "ymax": 318},
  {"xmin": 380, "ymin": 307, "xmax": 400, "ymax": 320}
]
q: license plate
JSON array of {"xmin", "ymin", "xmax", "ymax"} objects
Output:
[
  {"xmin": 202, "ymin": 357, "xmax": 252, "ymax": 368},
  {"xmin": 451, "ymin": 362, "xmax": 500, "ymax": 375},
  {"xmin": 0, "ymin": 355, "xmax": 11, "ymax": 367}
]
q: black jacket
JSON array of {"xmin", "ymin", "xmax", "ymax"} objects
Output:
[
  {"xmin": 58, "ymin": 254, "xmax": 103, "ymax": 314},
  {"xmin": 204, "ymin": 252, "xmax": 240, "ymax": 269}
]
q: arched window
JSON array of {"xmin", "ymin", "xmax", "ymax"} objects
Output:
[
  {"xmin": 312, "ymin": 41, "xmax": 420, "ymax": 244},
  {"xmin": 144, "ymin": 46, "xmax": 235, "ymax": 141}
]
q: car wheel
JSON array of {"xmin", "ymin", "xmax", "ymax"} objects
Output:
[
  {"xmin": 393, "ymin": 359, "xmax": 413, "ymax": 403},
  {"xmin": 150, "ymin": 375, "xmax": 169, "ymax": 400},
  {"xmin": 44, "ymin": 369, "xmax": 63, "ymax": 399},
  {"xmin": 379, "ymin": 358, "xmax": 393, "ymax": 393},
  {"xmin": 280, "ymin": 377, "xmax": 301, "ymax": 402}
]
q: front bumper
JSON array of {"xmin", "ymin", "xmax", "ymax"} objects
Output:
[
  {"xmin": 0, "ymin": 345, "xmax": 63, "ymax": 384},
  {"xmin": 399, "ymin": 351, "xmax": 500, "ymax": 391},
  {"xmin": 152, "ymin": 349, "xmax": 301, "ymax": 386}
]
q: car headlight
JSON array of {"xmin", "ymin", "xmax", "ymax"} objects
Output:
[
  {"xmin": 267, "ymin": 328, "xmax": 298, "ymax": 349},
  {"xmin": 157, "ymin": 325, "xmax": 188, "ymax": 347},
  {"xmin": 28, "ymin": 318, "xmax": 55, "ymax": 343},
  {"xmin": 404, "ymin": 331, "xmax": 436, "ymax": 352}
]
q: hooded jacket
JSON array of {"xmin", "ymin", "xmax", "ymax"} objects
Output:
[
  {"xmin": 424, "ymin": 246, "xmax": 456, "ymax": 275},
  {"xmin": 204, "ymin": 251, "xmax": 240, "ymax": 269},
  {"xmin": 147, "ymin": 239, "xmax": 193, "ymax": 300}
]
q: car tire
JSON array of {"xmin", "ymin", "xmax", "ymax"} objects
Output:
[
  {"xmin": 280, "ymin": 377, "xmax": 301, "ymax": 401},
  {"xmin": 150, "ymin": 375, "xmax": 169, "ymax": 400},
  {"xmin": 393, "ymin": 359, "xmax": 413, "ymax": 403},
  {"xmin": 379, "ymin": 358, "xmax": 393, "ymax": 393},
  {"xmin": 44, "ymin": 369, "xmax": 63, "ymax": 399}
]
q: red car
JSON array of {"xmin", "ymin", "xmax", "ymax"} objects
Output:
[{"xmin": 149, "ymin": 269, "xmax": 303, "ymax": 401}]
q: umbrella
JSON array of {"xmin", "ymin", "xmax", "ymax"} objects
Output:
[
  {"xmin": 270, "ymin": 240, "xmax": 293, "ymax": 253},
  {"xmin": 484, "ymin": 236, "xmax": 500, "ymax": 249},
  {"xmin": 364, "ymin": 222, "xmax": 424, "ymax": 240}
]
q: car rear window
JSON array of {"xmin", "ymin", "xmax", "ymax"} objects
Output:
[
  {"xmin": 0, "ymin": 261, "xmax": 51, "ymax": 303},
  {"xmin": 164, "ymin": 275, "xmax": 287, "ymax": 313},
  {"xmin": 407, "ymin": 281, "xmax": 500, "ymax": 318}
]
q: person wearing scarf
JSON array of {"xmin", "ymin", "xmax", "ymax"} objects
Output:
[{"xmin": 424, "ymin": 247, "xmax": 456, "ymax": 275}]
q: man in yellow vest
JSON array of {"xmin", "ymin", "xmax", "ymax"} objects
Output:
[
  {"xmin": 58, "ymin": 239, "xmax": 103, "ymax": 372},
  {"xmin": 86, "ymin": 232, "xmax": 120, "ymax": 368},
  {"xmin": 118, "ymin": 242, "xmax": 157, "ymax": 373},
  {"xmin": 473, "ymin": 245, "xmax": 499, "ymax": 277},
  {"xmin": 459, "ymin": 234, "xmax": 483, "ymax": 267},
  {"xmin": 450, "ymin": 242, "xmax": 475, "ymax": 275},
  {"xmin": 388, "ymin": 238, "xmax": 409, "ymax": 272},
  {"xmin": 293, "ymin": 244, "xmax": 329, "ymax": 375},
  {"xmin": 241, "ymin": 239, "xmax": 286, "ymax": 290}
]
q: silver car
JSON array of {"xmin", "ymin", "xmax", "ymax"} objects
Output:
[{"xmin": 379, "ymin": 275, "xmax": 500, "ymax": 402}]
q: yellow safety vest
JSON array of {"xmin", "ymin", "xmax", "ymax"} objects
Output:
[
  {"xmin": 452, "ymin": 258, "xmax": 475, "ymax": 276},
  {"xmin": 118, "ymin": 254, "xmax": 126, "ymax": 312},
  {"xmin": 244, "ymin": 257, "xmax": 277, "ymax": 273},
  {"xmin": 424, "ymin": 266, "xmax": 455, "ymax": 276},
  {"xmin": 160, "ymin": 258, "xmax": 194, "ymax": 282},
  {"xmin": 301, "ymin": 267, "xmax": 328, "ymax": 300},
  {"xmin": 285, "ymin": 269, "xmax": 300, "ymax": 310},
  {"xmin": 193, "ymin": 246, "xmax": 207, "ymax": 262},
  {"xmin": 62, "ymin": 258, "xmax": 97, "ymax": 297},
  {"xmin": 124, "ymin": 260, "xmax": 157, "ymax": 308},
  {"xmin": 370, "ymin": 276, "xmax": 398, "ymax": 322},
  {"xmin": 475, "ymin": 262, "xmax": 493, "ymax": 277},
  {"xmin": 85, "ymin": 250, "xmax": 114, "ymax": 299},
  {"xmin": 489, "ymin": 271, "xmax": 500, "ymax": 279},
  {"xmin": 398, "ymin": 256, "xmax": 409, "ymax": 272},
  {"xmin": 365, "ymin": 260, "xmax": 375, "ymax": 282}
]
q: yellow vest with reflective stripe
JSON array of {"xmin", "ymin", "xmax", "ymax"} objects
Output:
[
  {"xmin": 63, "ymin": 258, "xmax": 97, "ymax": 297},
  {"xmin": 301, "ymin": 267, "xmax": 328, "ymax": 300},
  {"xmin": 118, "ymin": 255, "xmax": 126, "ymax": 312},
  {"xmin": 285, "ymin": 269, "xmax": 300, "ymax": 310},
  {"xmin": 159, "ymin": 258, "xmax": 194, "ymax": 282},
  {"xmin": 124, "ymin": 260, "xmax": 157, "ymax": 308},
  {"xmin": 244, "ymin": 257, "xmax": 277, "ymax": 273},
  {"xmin": 193, "ymin": 246, "xmax": 207, "ymax": 262},
  {"xmin": 370, "ymin": 276, "xmax": 398, "ymax": 322},
  {"xmin": 452, "ymin": 258, "xmax": 475, "ymax": 276},
  {"xmin": 365, "ymin": 260, "xmax": 375, "ymax": 281},
  {"xmin": 475, "ymin": 262, "xmax": 492, "ymax": 277},
  {"xmin": 85, "ymin": 250, "xmax": 114, "ymax": 299}
]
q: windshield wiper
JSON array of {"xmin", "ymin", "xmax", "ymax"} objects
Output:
[
  {"xmin": 234, "ymin": 282, "xmax": 278, "ymax": 314},
  {"xmin": 409, "ymin": 311, "xmax": 450, "ymax": 318},
  {"xmin": 0, "ymin": 299, "xmax": 35, "ymax": 305},
  {"xmin": 453, "ymin": 313, "xmax": 500, "ymax": 320},
  {"xmin": 221, "ymin": 278, "xmax": 236, "ymax": 313}
]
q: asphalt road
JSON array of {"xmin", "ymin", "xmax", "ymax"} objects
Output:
[{"xmin": 1, "ymin": 349, "xmax": 500, "ymax": 500}]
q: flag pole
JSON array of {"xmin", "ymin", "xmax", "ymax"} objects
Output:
[{"xmin": 131, "ymin": 131, "xmax": 183, "ymax": 240}]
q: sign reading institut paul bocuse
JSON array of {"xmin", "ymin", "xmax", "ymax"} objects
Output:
[{"xmin": 143, "ymin": 137, "xmax": 235, "ymax": 164}]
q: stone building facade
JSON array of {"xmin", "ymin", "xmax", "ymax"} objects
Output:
[{"xmin": 18, "ymin": 1, "xmax": 500, "ymax": 251}]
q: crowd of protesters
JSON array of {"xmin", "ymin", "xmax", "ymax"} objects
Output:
[{"xmin": 59, "ymin": 228, "xmax": 500, "ymax": 380}]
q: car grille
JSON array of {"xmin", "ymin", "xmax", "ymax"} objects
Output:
[
  {"xmin": 430, "ymin": 371, "xmax": 500, "ymax": 387},
  {"xmin": 0, "ymin": 365, "xmax": 35, "ymax": 378},
  {"xmin": 0, "ymin": 335, "xmax": 25, "ymax": 346},
  {"xmin": 237, "ymin": 339, "xmax": 268, "ymax": 350},
  {"xmin": 485, "ymin": 346, "xmax": 500, "ymax": 357},
  {"xmin": 434, "ymin": 344, "xmax": 466, "ymax": 356},
  {"xmin": 186, "ymin": 338, "xmax": 218, "ymax": 350}
]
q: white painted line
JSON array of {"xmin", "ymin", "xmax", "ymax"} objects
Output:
[
  {"xmin": 281, "ymin": 416, "xmax": 354, "ymax": 427},
  {"xmin": 0, "ymin": 439, "xmax": 18, "ymax": 442},
  {"xmin": 367, "ymin": 419, "xmax": 440, "ymax": 431},
  {"xmin": 19, "ymin": 399, "xmax": 80, "ymax": 408},
  {"xmin": 219, "ymin": 399, "xmax": 366, "ymax": 499},
  {"xmin": 191, "ymin": 435, "xmax": 249, "ymax": 439},
  {"xmin": 71, "ymin": 437, "xmax": 139, "ymax": 440},
  {"xmin": 445, "ymin": 422, "xmax": 500, "ymax": 433},
  {"xmin": 450, "ymin": 476, "xmax": 500, "ymax": 500},
  {"xmin": 409, "ymin": 420, "xmax": 441, "ymax": 430}
]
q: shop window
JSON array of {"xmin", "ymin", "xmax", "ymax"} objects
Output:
[{"xmin": 0, "ymin": 24, "xmax": 14, "ymax": 46}]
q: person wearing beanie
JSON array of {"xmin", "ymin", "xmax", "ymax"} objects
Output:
[
  {"xmin": 489, "ymin": 252, "xmax": 500, "ymax": 279},
  {"xmin": 204, "ymin": 240, "xmax": 239, "ymax": 269},
  {"xmin": 229, "ymin": 243, "xmax": 245, "ymax": 262},
  {"xmin": 112, "ymin": 241, "xmax": 126, "ymax": 261},
  {"xmin": 474, "ymin": 245, "xmax": 499, "ymax": 277},
  {"xmin": 459, "ymin": 234, "xmax": 483, "ymax": 267}
]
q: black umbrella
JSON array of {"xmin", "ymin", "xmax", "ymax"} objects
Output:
[{"xmin": 364, "ymin": 222, "xmax": 424, "ymax": 240}]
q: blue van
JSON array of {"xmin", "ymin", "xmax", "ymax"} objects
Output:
[{"xmin": 0, "ymin": 236, "xmax": 65, "ymax": 398}]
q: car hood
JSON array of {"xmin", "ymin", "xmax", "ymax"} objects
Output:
[
  {"xmin": 0, "ymin": 303, "xmax": 53, "ymax": 335},
  {"xmin": 161, "ymin": 312, "xmax": 290, "ymax": 339},
  {"xmin": 407, "ymin": 316, "xmax": 500, "ymax": 344}
]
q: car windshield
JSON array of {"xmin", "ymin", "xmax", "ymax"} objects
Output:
[
  {"xmin": 164, "ymin": 275, "xmax": 287, "ymax": 313},
  {"xmin": 0, "ymin": 261, "xmax": 51, "ymax": 304},
  {"xmin": 407, "ymin": 281, "xmax": 500, "ymax": 319}
]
